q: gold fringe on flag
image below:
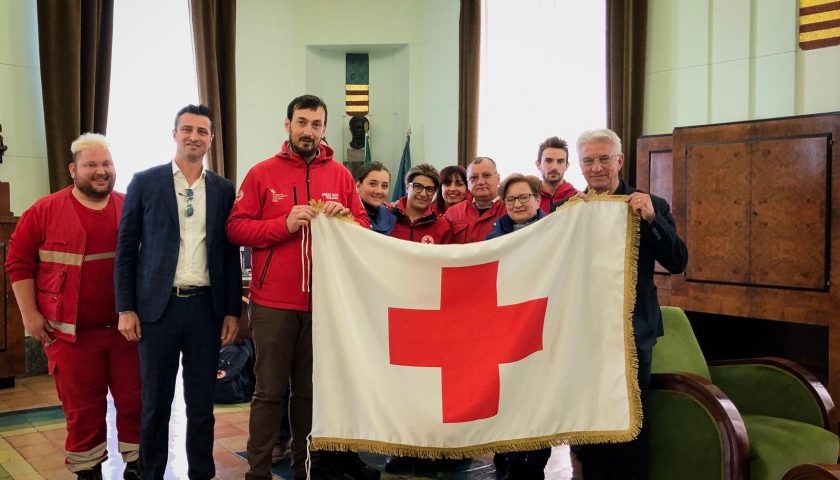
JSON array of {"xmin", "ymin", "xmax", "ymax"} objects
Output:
[
  {"xmin": 309, "ymin": 196, "xmax": 643, "ymax": 458},
  {"xmin": 309, "ymin": 199, "xmax": 362, "ymax": 226}
]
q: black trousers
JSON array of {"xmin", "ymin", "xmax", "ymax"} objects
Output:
[
  {"xmin": 575, "ymin": 346, "xmax": 652, "ymax": 480},
  {"xmin": 138, "ymin": 292, "xmax": 221, "ymax": 480}
]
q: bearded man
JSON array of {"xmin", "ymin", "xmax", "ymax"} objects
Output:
[{"xmin": 6, "ymin": 133, "xmax": 141, "ymax": 480}]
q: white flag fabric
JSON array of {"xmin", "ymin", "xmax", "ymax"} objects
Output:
[{"xmin": 309, "ymin": 197, "xmax": 641, "ymax": 457}]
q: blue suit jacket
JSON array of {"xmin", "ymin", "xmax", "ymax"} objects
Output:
[
  {"xmin": 553, "ymin": 180, "xmax": 688, "ymax": 350},
  {"xmin": 114, "ymin": 163, "xmax": 242, "ymax": 323}
]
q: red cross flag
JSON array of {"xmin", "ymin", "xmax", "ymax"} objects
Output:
[{"xmin": 309, "ymin": 198, "xmax": 641, "ymax": 458}]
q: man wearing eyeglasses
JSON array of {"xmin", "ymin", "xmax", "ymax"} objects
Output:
[
  {"xmin": 444, "ymin": 156, "xmax": 506, "ymax": 243},
  {"xmin": 553, "ymin": 128, "xmax": 687, "ymax": 480},
  {"xmin": 115, "ymin": 104, "xmax": 242, "ymax": 480},
  {"xmin": 535, "ymin": 136, "xmax": 577, "ymax": 214}
]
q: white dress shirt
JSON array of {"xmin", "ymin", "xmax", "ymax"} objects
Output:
[{"xmin": 172, "ymin": 161, "xmax": 209, "ymax": 287}]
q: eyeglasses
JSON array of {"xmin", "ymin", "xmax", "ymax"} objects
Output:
[
  {"xmin": 468, "ymin": 172, "xmax": 497, "ymax": 183},
  {"xmin": 179, "ymin": 188, "xmax": 194, "ymax": 217},
  {"xmin": 581, "ymin": 154, "xmax": 618, "ymax": 167},
  {"xmin": 409, "ymin": 182, "xmax": 436, "ymax": 195},
  {"xmin": 503, "ymin": 193, "xmax": 536, "ymax": 205}
]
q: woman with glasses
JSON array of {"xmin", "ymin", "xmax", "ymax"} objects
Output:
[
  {"xmin": 433, "ymin": 165, "xmax": 471, "ymax": 214},
  {"xmin": 485, "ymin": 174, "xmax": 546, "ymax": 241},
  {"xmin": 355, "ymin": 161, "xmax": 397, "ymax": 235},
  {"xmin": 389, "ymin": 163, "xmax": 452, "ymax": 244},
  {"xmin": 486, "ymin": 174, "xmax": 551, "ymax": 480}
]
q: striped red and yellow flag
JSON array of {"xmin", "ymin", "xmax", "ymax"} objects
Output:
[
  {"xmin": 800, "ymin": 0, "xmax": 840, "ymax": 50},
  {"xmin": 346, "ymin": 84, "xmax": 369, "ymax": 116}
]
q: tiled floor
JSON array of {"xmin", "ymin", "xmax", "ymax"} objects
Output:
[{"xmin": 0, "ymin": 375, "xmax": 574, "ymax": 480}]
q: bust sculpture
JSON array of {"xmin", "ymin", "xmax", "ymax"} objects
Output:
[
  {"xmin": 0, "ymin": 124, "xmax": 7, "ymax": 163},
  {"xmin": 349, "ymin": 116, "xmax": 369, "ymax": 150}
]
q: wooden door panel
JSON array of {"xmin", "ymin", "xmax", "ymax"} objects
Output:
[
  {"xmin": 0, "ymin": 243, "xmax": 6, "ymax": 352},
  {"xmin": 750, "ymin": 136, "xmax": 829, "ymax": 290},
  {"xmin": 685, "ymin": 143, "xmax": 751, "ymax": 284}
]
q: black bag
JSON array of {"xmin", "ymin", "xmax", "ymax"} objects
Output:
[{"xmin": 214, "ymin": 338, "xmax": 256, "ymax": 404}]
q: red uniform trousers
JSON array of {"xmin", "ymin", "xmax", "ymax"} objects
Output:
[{"xmin": 45, "ymin": 325, "xmax": 142, "ymax": 473}]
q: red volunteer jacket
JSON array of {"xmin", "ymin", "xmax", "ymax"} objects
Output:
[
  {"xmin": 226, "ymin": 142, "xmax": 369, "ymax": 311},
  {"xmin": 5, "ymin": 187, "xmax": 125, "ymax": 342},
  {"xmin": 443, "ymin": 198, "xmax": 506, "ymax": 244},
  {"xmin": 389, "ymin": 197, "xmax": 452, "ymax": 244},
  {"xmin": 539, "ymin": 181, "xmax": 578, "ymax": 214}
]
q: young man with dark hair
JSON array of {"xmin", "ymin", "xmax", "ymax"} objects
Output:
[
  {"xmin": 227, "ymin": 94, "xmax": 375, "ymax": 480},
  {"xmin": 115, "ymin": 104, "xmax": 242, "ymax": 480},
  {"xmin": 535, "ymin": 136, "xmax": 577, "ymax": 213}
]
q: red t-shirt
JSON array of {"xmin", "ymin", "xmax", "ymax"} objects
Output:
[{"xmin": 70, "ymin": 195, "xmax": 118, "ymax": 329}]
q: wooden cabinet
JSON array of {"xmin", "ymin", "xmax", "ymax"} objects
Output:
[
  {"xmin": 0, "ymin": 182, "xmax": 23, "ymax": 384},
  {"xmin": 678, "ymin": 127, "xmax": 829, "ymax": 290},
  {"xmin": 637, "ymin": 113, "xmax": 840, "ymax": 408}
]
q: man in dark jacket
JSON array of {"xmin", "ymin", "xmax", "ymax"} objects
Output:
[
  {"xmin": 553, "ymin": 128, "xmax": 688, "ymax": 480},
  {"xmin": 115, "ymin": 105, "xmax": 242, "ymax": 480}
]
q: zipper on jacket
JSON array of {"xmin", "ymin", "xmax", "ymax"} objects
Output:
[
  {"xmin": 305, "ymin": 163, "xmax": 312, "ymax": 201},
  {"xmin": 261, "ymin": 181, "xmax": 301, "ymax": 290},
  {"xmin": 258, "ymin": 249, "xmax": 274, "ymax": 288}
]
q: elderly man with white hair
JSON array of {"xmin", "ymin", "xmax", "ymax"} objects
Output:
[{"xmin": 553, "ymin": 128, "xmax": 688, "ymax": 480}]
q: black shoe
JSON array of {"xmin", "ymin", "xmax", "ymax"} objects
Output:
[
  {"xmin": 494, "ymin": 453, "xmax": 509, "ymax": 473},
  {"xmin": 384, "ymin": 455, "xmax": 420, "ymax": 473},
  {"xmin": 272, "ymin": 437, "xmax": 292, "ymax": 464},
  {"xmin": 502, "ymin": 461, "xmax": 545, "ymax": 480},
  {"xmin": 76, "ymin": 463, "xmax": 103, "ymax": 480},
  {"xmin": 339, "ymin": 452, "xmax": 380, "ymax": 480},
  {"xmin": 123, "ymin": 460, "xmax": 141, "ymax": 480},
  {"xmin": 310, "ymin": 459, "xmax": 353, "ymax": 480}
]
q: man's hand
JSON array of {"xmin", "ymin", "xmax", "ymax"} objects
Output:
[
  {"xmin": 220, "ymin": 315, "xmax": 239, "ymax": 346},
  {"xmin": 322, "ymin": 201, "xmax": 349, "ymax": 217},
  {"xmin": 22, "ymin": 309, "xmax": 54, "ymax": 344},
  {"xmin": 627, "ymin": 193, "xmax": 655, "ymax": 223},
  {"xmin": 118, "ymin": 311, "xmax": 142, "ymax": 342},
  {"xmin": 574, "ymin": 191, "xmax": 591, "ymax": 202},
  {"xmin": 285, "ymin": 205, "xmax": 317, "ymax": 233}
]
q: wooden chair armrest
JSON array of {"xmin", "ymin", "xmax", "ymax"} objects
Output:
[
  {"xmin": 652, "ymin": 372, "xmax": 751, "ymax": 480},
  {"xmin": 782, "ymin": 464, "xmax": 840, "ymax": 479},
  {"xmin": 710, "ymin": 357, "xmax": 835, "ymax": 431}
]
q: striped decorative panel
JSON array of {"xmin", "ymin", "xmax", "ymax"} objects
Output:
[
  {"xmin": 800, "ymin": 0, "xmax": 840, "ymax": 50},
  {"xmin": 346, "ymin": 54, "xmax": 369, "ymax": 116}
]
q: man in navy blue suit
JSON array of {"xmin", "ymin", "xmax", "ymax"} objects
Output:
[
  {"xmin": 554, "ymin": 128, "xmax": 688, "ymax": 480},
  {"xmin": 114, "ymin": 104, "xmax": 242, "ymax": 480}
]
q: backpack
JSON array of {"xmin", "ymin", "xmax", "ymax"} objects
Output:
[{"xmin": 214, "ymin": 338, "xmax": 256, "ymax": 404}]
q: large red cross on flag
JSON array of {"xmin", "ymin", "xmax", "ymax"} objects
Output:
[
  {"xmin": 309, "ymin": 198, "xmax": 641, "ymax": 458},
  {"xmin": 389, "ymin": 261, "xmax": 547, "ymax": 423}
]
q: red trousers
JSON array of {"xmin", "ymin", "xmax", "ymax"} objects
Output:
[{"xmin": 46, "ymin": 326, "xmax": 142, "ymax": 472}]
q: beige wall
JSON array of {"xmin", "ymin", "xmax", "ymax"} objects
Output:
[
  {"xmin": 236, "ymin": 0, "xmax": 460, "ymax": 185},
  {"xmin": 644, "ymin": 0, "xmax": 840, "ymax": 135},
  {"xmin": 0, "ymin": 0, "xmax": 49, "ymax": 215},
  {"xmin": 5, "ymin": 2, "xmax": 840, "ymax": 211}
]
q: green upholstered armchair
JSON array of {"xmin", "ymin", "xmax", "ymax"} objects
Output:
[{"xmin": 648, "ymin": 306, "xmax": 839, "ymax": 480}]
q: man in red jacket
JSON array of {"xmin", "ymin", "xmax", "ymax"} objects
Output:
[
  {"xmin": 444, "ymin": 156, "xmax": 506, "ymax": 243},
  {"xmin": 227, "ymin": 95, "xmax": 374, "ymax": 480},
  {"xmin": 5, "ymin": 133, "xmax": 141, "ymax": 480},
  {"xmin": 535, "ymin": 136, "xmax": 577, "ymax": 213}
]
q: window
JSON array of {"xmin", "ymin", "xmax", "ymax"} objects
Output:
[
  {"xmin": 108, "ymin": 0, "xmax": 198, "ymax": 193},
  {"xmin": 477, "ymin": 0, "xmax": 606, "ymax": 189}
]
